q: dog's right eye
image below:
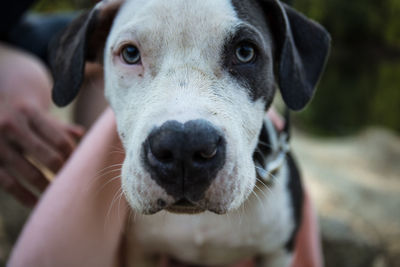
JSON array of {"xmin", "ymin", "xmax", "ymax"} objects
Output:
[{"xmin": 121, "ymin": 45, "xmax": 141, "ymax": 64}]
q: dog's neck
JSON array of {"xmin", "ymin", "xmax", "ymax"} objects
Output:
[{"xmin": 254, "ymin": 112, "xmax": 290, "ymax": 185}]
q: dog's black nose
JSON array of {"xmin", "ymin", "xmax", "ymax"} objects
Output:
[{"xmin": 143, "ymin": 119, "xmax": 226, "ymax": 200}]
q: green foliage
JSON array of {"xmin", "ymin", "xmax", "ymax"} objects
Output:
[
  {"xmin": 294, "ymin": 0, "xmax": 400, "ymax": 135},
  {"xmin": 295, "ymin": 0, "xmax": 398, "ymax": 48},
  {"xmin": 33, "ymin": 0, "xmax": 76, "ymax": 12},
  {"xmin": 370, "ymin": 62, "xmax": 400, "ymax": 132},
  {"xmin": 33, "ymin": 0, "xmax": 92, "ymax": 12},
  {"xmin": 384, "ymin": 0, "xmax": 400, "ymax": 47}
]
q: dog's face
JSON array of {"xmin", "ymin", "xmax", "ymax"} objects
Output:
[
  {"xmin": 50, "ymin": 0, "xmax": 330, "ymax": 214},
  {"xmin": 104, "ymin": 0, "xmax": 273, "ymax": 214}
]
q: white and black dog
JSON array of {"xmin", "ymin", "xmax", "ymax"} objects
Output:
[{"xmin": 49, "ymin": 0, "xmax": 330, "ymax": 266}]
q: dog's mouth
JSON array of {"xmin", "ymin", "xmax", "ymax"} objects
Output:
[{"xmin": 165, "ymin": 198, "xmax": 206, "ymax": 214}]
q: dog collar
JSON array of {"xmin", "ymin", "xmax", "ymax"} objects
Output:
[{"xmin": 254, "ymin": 114, "xmax": 290, "ymax": 186}]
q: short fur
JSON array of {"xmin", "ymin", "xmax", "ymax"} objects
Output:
[{"xmin": 49, "ymin": 0, "xmax": 330, "ymax": 266}]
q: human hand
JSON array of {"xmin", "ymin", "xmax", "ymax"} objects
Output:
[
  {"xmin": 0, "ymin": 101, "xmax": 84, "ymax": 207},
  {"xmin": 8, "ymin": 109, "xmax": 126, "ymax": 267},
  {"xmin": 0, "ymin": 43, "xmax": 84, "ymax": 207}
]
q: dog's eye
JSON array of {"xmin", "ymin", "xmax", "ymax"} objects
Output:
[
  {"xmin": 121, "ymin": 45, "xmax": 141, "ymax": 64},
  {"xmin": 235, "ymin": 43, "xmax": 256, "ymax": 64}
]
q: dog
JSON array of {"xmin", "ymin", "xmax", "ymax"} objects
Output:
[{"xmin": 49, "ymin": 0, "xmax": 330, "ymax": 266}]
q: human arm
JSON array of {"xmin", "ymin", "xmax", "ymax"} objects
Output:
[{"xmin": 8, "ymin": 108, "xmax": 127, "ymax": 267}]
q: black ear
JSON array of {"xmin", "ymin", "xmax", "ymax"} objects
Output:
[
  {"xmin": 262, "ymin": 1, "xmax": 331, "ymax": 110},
  {"xmin": 49, "ymin": 1, "xmax": 122, "ymax": 107}
]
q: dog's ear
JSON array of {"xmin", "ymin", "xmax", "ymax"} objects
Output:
[
  {"xmin": 49, "ymin": 1, "xmax": 123, "ymax": 107},
  {"xmin": 262, "ymin": 1, "xmax": 331, "ymax": 110}
]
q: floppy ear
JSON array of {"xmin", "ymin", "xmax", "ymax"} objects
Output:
[
  {"xmin": 49, "ymin": 1, "xmax": 123, "ymax": 107},
  {"xmin": 262, "ymin": 0, "xmax": 331, "ymax": 110}
]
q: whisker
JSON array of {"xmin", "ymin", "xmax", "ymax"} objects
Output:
[
  {"xmin": 251, "ymin": 188, "xmax": 266, "ymax": 212},
  {"xmin": 107, "ymin": 145, "xmax": 126, "ymax": 153},
  {"xmin": 236, "ymin": 198, "xmax": 243, "ymax": 226},
  {"xmin": 239, "ymin": 195, "xmax": 246, "ymax": 226},
  {"xmin": 109, "ymin": 150, "xmax": 126, "ymax": 156},
  {"xmin": 117, "ymin": 190, "xmax": 126, "ymax": 222},
  {"xmin": 104, "ymin": 187, "xmax": 123, "ymax": 231},
  {"xmin": 86, "ymin": 164, "xmax": 123, "ymax": 189},
  {"xmin": 127, "ymin": 208, "xmax": 133, "ymax": 225},
  {"xmin": 257, "ymin": 140, "xmax": 273, "ymax": 149},
  {"xmin": 253, "ymin": 182, "xmax": 269, "ymax": 199},
  {"xmin": 256, "ymin": 178, "xmax": 272, "ymax": 195},
  {"xmin": 95, "ymin": 174, "xmax": 122, "ymax": 195},
  {"xmin": 94, "ymin": 163, "xmax": 124, "ymax": 177}
]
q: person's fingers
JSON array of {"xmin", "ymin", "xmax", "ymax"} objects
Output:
[
  {"xmin": 0, "ymin": 140, "xmax": 49, "ymax": 191},
  {"xmin": 29, "ymin": 111, "xmax": 76, "ymax": 159},
  {"xmin": 0, "ymin": 169, "xmax": 37, "ymax": 207},
  {"xmin": 15, "ymin": 156, "xmax": 49, "ymax": 191},
  {"xmin": 64, "ymin": 124, "xmax": 85, "ymax": 140},
  {"xmin": 10, "ymin": 124, "xmax": 64, "ymax": 173}
]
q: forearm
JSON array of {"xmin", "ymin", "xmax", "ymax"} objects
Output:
[
  {"xmin": 8, "ymin": 108, "xmax": 127, "ymax": 267},
  {"xmin": 0, "ymin": 42, "xmax": 52, "ymax": 109}
]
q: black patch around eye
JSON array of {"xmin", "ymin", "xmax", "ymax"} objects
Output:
[
  {"xmin": 234, "ymin": 42, "xmax": 257, "ymax": 64},
  {"xmin": 222, "ymin": 27, "xmax": 275, "ymax": 106},
  {"xmin": 227, "ymin": 0, "xmax": 279, "ymax": 109}
]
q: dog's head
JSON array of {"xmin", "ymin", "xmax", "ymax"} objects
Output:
[{"xmin": 50, "ymin": 0, "xmax": 330, "ymax": 214}]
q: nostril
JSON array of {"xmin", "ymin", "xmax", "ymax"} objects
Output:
[
  {"xmin": 143, "ymin": 120, "xmax": 226, "ymax": 200},
  {"xmin": 151, "ymin": 147, "xmax": 174, "ymax": 163},
  {"xmin": 146, "ymin": 121, "xmax": 185, "ymax": 165},
  {"xmin": 200, "ymin": 148, "xmax": 217, "ymax": 159},
  {"xmin": 192, "ymin": 137, "xmax": 223, "ymax": 163},
  {"xmin": 193, "ymin": 148, "xmax": 217, "ymax": 162}
]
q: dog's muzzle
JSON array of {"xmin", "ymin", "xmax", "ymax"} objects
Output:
[{"xmin": 142, "ymin": 119, "xmax": 226, "ymax": 204}]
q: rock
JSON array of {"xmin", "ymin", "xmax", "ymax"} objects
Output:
[
  {"xmin": 292, "ymin": 127, "xmax": 400, "ymax": 267},
  {"xmin": 320, "ymin": 217, "xmax": 384, "ymax": 267}
]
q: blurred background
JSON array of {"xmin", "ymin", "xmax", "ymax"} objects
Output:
[
  {"xmin": 290, "ymin": 1, "xmax": 400, "ymax": 266},
  {"xmin": 0, "ymin": 0, "xmax": 399, "ymax": 266}
]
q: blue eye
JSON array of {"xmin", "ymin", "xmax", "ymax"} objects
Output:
[
  {"xmin": 235, "ymin": 43, "xmax": 256, "ymax": 64},
  {"xmin": 121, "ymin": 45, "xmax": 141, "ymax": 64}
]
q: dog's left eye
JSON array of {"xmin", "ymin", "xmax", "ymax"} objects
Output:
[
  {"xmin": 235, "ymin": 43, "xmax": 256, "ymax": 64},
  {"xmin": 121, "ymin": 45, "xmax": 141, "ymax": 64}
]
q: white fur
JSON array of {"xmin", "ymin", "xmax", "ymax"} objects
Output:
[
  {"xmin": 101, "ymin": 0, "xmax": 295, "ymax": 265},
  {"xmin": 104, "ymin": 0, "xmax": 266, "ymax": 214},
  {"xmin": 125, "ymin": 163, "xmax": 294, "ymax": 266}
]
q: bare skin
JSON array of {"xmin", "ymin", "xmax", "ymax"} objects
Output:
[
  {"xmin": 0, "ymin": 42, "xmax": 84, "ymax": 206},
  {"xmin": 8, "ymin": 109, "xmax": 126, "ymax": 267}
]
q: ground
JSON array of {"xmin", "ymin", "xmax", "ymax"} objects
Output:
[{"xmin": 292, "ymin": 128, "xmax": 400, "ymax": 267}]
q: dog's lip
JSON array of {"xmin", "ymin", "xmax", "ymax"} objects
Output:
[
  {"xmin": 165, "ymin": 198, "xmax": 206, "ymax": 214},
  {"xmin": 174, "ymin": 199, "xmax": 195, "ymax": 207}
]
